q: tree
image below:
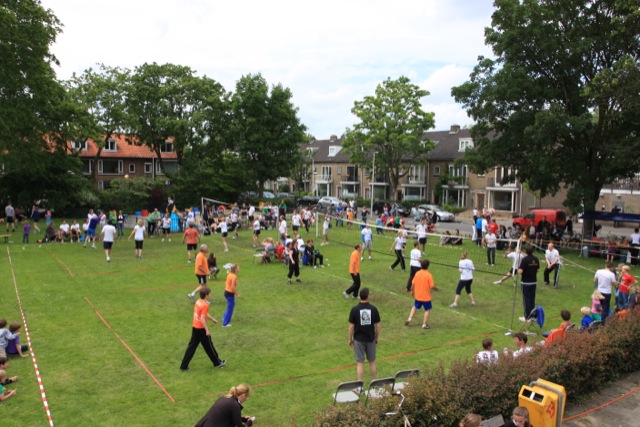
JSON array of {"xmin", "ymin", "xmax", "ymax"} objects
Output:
[
  {"xmin": 452, "ymin": 0, "xmax": 640, "ymax": 231},
  {"xmin": 342, "ymin": 76, "xmax": 436, "ymax": 201},
  {"xmin": 126, "ymin": 63, "xmax": 228, "ymax": 172},
  {"xmin": 230, "ymin": 73, "xmax": 307, "ymax": 197}
]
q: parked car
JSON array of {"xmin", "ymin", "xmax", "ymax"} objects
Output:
[
  {"xmin": 317, "ymin": 196, "xmax": 343, "ymax": 211},
  {"xmin": 417, "ymin": 204, "xmax": 455, "ymax": 222},
  {"xmin": 297, "ymin": 196, "xmax": 320, "ymax": 209},
  {"xmin": 372, "ymin": 201, "xmax": 408, "ymax": 217}
]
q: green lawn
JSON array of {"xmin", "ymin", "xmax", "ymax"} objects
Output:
[{"xmin": 0, "ymin": 223, "xmax": 606, "ymax": 426}]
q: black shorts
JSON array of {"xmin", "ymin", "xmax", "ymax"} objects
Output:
[
  {"xmin": 6, "ymin": 216, "xmax": 14, "ymax": 224},
  {"xmin": 162, "ymin": 228, "xmax": 170, "ymax": 235},
  {"xmin": 221, "ymin": 232, "xmax": 228, "ymax": 238},
  {"xmin": 292, "ymin": 225, "xmax": 299, "ymax": 231},
  {"xmin": 196, "ymin": 274, "xmax": 207, "ymax": 285},
  {"xmin": 187, "ymin": 243, "xmax": 197, "ymax": 250},
  {"xmin": 103, "ymin": 241, "xmax": 113, "ymax": 250},
  {"xmin": 253, "ymin": 229, "xmax": 261, "ymax": 236},
  {"xmin": 135, "ymin": 240, "xmax": 144, "ymax": 250}
]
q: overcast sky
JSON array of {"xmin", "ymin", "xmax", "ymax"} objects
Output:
[{"xmin": 40, "ymin": 0, "xmax": 495, "ymax": 139}]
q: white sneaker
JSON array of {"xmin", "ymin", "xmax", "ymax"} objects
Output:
[
  {"xmin": 360, "ymin": 257, "xmax": 364, "ymax": 261},
  {"xmin": 342, "ymin": 292, "xmax": 349, "ymax": 299},
  {"xmin": 224, "ymin": 249, "xmax": 229, "ymax": 252},
  {"xmin": 471, "ymin": 301, "xmax": 476, "ymax": 306},
  {"xmin": 493, "ymin": 280, "xmax": 501, "ymax": 285},
  {"xmin": 106, "ymin": 256, "xmax": 110, "ymax": 262},
  {"xmin": 449, "ymin": 303, "xmax": 458, "ymax": 308},
  {"xmin": 188, "ymin": 293, "xmax": 195, "ymax": 303},
  {"xmin": 518, "ymin": 316, "xmax": 527, "ymax": 323},
  {"xmin": 368, "ymin": 256, "xmax": 372, "ymax": 260}
]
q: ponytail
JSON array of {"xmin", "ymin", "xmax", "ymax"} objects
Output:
[{"xmin": 225, "ymin": 383, "xmax": 251, "ymax": 399}]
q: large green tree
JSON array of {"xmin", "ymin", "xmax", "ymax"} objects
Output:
[
  {"xmin": 342, "ymin": 76, "xmax": 435, "ymax": 201},
  {"xmin": 230, "ymin": 73, "xmax": 306, "ymax": 197},
  {"xmin": 452, "ymin": 0, "xmax": 640, "ymax": 228}
]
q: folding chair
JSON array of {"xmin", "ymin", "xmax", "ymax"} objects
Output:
[
  {"xmin": 393, "ymin": 369, "xmax": 419, "ymax": 391},
  {"xmin": 520, "ymin": 306, "xmax": 545, "ymax": 336},
  {"xmin": 333, "ymin": 380, "xmax": 363, "ymax": 404},
  {"xmin": 480, "ymin": 414, "xmax": 505, "ymax": 427},
  {"xmin": 364, "ymin": 377, "xmax": 395, "ymax": 406}
]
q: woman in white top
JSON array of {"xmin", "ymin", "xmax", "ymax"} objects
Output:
[
  {"xmin": 128, "ymin": 219, "xmax": 146, "ymax": 259},
  {"xmin": 450, "ymin": 252, "xmax": 476, "ymax": 308},
  {"xmin": 406, "ymin": 241, "xmax": 422, "ymax": 291},
  {"xmin": 389, "ymin": 231, "xmax": 406, "ymax": 272}
]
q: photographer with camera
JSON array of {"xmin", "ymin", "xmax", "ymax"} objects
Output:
[{"xmin": 195, "ymin": 383, "xmax": 255, "ymax": 427}]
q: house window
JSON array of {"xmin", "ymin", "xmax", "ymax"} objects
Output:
[
  {"xmin": 71, "ymin": 140, "xmax": 87, "ymax": 151},
  {"xmin": 337, "ymin": 166, "xmax": 342, "ymax": 175},
  {"xmin": 129, "ymin": 164, "xmax": 136, "ymax": 174},
  {"xmin": 321, "ymin": 166, "xmax": 332, "ymax": 178},
  {"xmin": 82, "ymin": 160, "xmax": 93, "ymax": 175},
  {"xmin": 98, "ymin": 159, "xmax": 123, "ymax": 175},
  {"xmin": 155, "ymin": 160, "xmax": 178, "ymax": 175},
  {"xmin": 434, "ymin": 166, "xmax": 441, "ymax": 176},
  {"xmin": 458, "ymin": 139, "xmax": 473, "ymax": 152},
  {"xmin": 328, "ymin": 146, "xmax": 341, "ymax": 157},
  {"xmin": 144, "ymin": 163, "xmax": 152, "ymax": 174},
  {"xmin": 104, "ymin": 139, "xmax": 117, "ymax": 152},
  {"xmin": 97, "ymin": 180, "xmax": 105, "ymax": 191},
  {"xmin": 160, "ymin": 141, "xmax": 174, "ymax": 153}
]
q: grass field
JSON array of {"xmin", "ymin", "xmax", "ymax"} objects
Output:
[{"xmin": 0, "ymin": 221, "xmax": 607, "ymax": 426}]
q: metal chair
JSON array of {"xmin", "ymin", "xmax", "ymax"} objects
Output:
[
  {"xmin": 393, "ymin": 369, "xmax": 420, "ymax": 391},
  {"xmin": 332, "ymin": 380, "xmax": 363, "ymax": 404},
  {"xmin": 364, "ymin": 377, "xmax": 395, "ymax": 406}
]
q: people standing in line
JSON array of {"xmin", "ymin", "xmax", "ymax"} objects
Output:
[
  {"xmin": 450, "ymin": 252, "xmax": 476, "ymax": 308},
  {"xmin": 389, "ymin": 231, "xmax": 406, "ymax": 272},
  {"xmin": 483, "ymin": 228, "xmax": 497, "ymax": 266},
  {"xmin": 321, "ymin": 215, "xmax": 330, "ymax": 246},
  {"xmin": 188, "ymin": 245, "xmax": 210, "ymax": 303},
  {"xmin": 404, "ymin": 259, "xmax": 438, "ymax": 329},
  {"xmin": 494, "ymin": 247, "xmax": 525, "ymax": 285},
  {"xmin": 348, "ymin": 288, "xmax": 380, "ymax": 383},
  {"xmin": 360, "ymin": 223, "xmax": 373, "ymax": 261},
  {"xmin": 161, "ymin": 213, "xmax": 172, "ymax": 242},
  {"xmin": 182, "ymin": 222, "xmax": 201, "ymax": 263},
  {"xmin": 194, "ymin": 384, "xmax": 254, "ymax": 427},
  {"xmin": 100, "ymin": 220, "xmax": 117, "ymax": 262},
  {"xmin": 128, "ymin": 219, "xmax": 147, "ymax": 259},
  {"xmin": 222, "ymin": 264, "xmax": 240, "ymax": 327},
  {"xmin": 343, "ymin": 244, "xmax": 361, "ymax": 299},
  {"xmin": 594, "ymin": 261, "xmax": 617, "ymax": 325},
  {"xmin": 518, "ymin": 246, "xmax": 540, "ymax": 322},
  {"xmin": 544, "ymin": 242, "xmax": 561, "ymax": 288},
  {"xmin": 406, "ymin": 242, "xmax": 422, "ymax": 292},
  {"xmin": 179, "ymin": 287, "xmax": 226, "ymax": 371},
  {"xmin": 286, "ymin": 241, "xmax": 301, "ymax": 284}
]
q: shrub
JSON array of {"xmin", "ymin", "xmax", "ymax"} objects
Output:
[{"xmin": 310, "ymin": 310, "xmax": 640, "ymax": 427}]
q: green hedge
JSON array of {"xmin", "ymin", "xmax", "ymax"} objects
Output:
[{"xmin": 311, "ymin": 310, "xmax": 640, "ymax": 427}]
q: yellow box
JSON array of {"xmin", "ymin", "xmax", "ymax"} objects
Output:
[{"xmin": 518, "ymin": 378, "xmax": 566, "ymax": 427}]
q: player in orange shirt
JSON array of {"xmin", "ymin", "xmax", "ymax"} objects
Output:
[
  {"xmin": 182, "ymin": 223, "xmax": 201, "ymax": 263},
  {"xmin": 404, "ymin": 259, "xmax": 438, "ymax": 329},
  {"xmin": 222, "ymin": 264, "xmax": 239, "ymax": 327},
  {"xmin": 188, "ymin": 244, "xmax": 210, "ymax": 303},
  {"xmin": 343, "ymin": 244, "xmax": 362, "ymax": 299},
  {"xmin": 179, "ymin": 287, "xmax": 225, "ymax": 370}
]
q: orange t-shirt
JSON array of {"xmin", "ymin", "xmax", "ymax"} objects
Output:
[
  {"xmin": 195, "ymin": 252, "xmax": 209, "ymax": 275},
  {"xmin": 412, "ymin": 269, "xmax": 435, "ymax": 302},
  {"xmin": 225, "ymin": 272, "xmax": 237, "ymax": 293},
  {"xmin": 183, "ymin": 228, "xmax": 199, "ymax": 245},
  {"xmin": 349, "ymin": 249, "xmax": 360, "ymax": 274},
  {"xmin": 192, "ymin": 299, "xmax": 209, "ymax": 329}
]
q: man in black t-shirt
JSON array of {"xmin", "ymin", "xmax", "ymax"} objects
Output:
[
  {"xmin": 518, "ymin": 245, "xmax": 540, "ymax": 322},
  {"xmin": 348, "ymin": 288, "xmax": 381, "ymax": 382}
]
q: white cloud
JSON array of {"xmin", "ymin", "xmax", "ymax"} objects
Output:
[{"xmin": 42, "ymin": 0, "xmax": 494, "ymax": 137}]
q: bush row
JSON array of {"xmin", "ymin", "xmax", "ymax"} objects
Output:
[{"xmin": 310, "ymin": 310, "xmax": 640, "ymax": 427}]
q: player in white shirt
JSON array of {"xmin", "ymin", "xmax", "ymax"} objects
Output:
[
  {"xmin": 252, "ymin": 218, "xmax": 261, "ymax": 247},
  {"xmin": 494, "ymin": 247, "xmax": 525, "ymax": 284},
  {"xmin": 450, "ymin": 252, "xmax": 476, "ymax": 307},
  {"xmin": 101, "ymin": 220, "xmax": 117, "ymax": 262},
  {"xmin": 217, "ymin": 218, "xmax": 229, "ymax": 252},
  {"xmin": 291, "ymin": 210, "xmax": 302, "ymax": 233},
  {"xmin": 303, "ymin": 209, "xmax": 313, "ymax": 233},
  {"xmin": 360, "ymin": 223, "xmax": 373, "ymax": 260},
  {"xmin": 128, "ymin": 219, "xmax": 147, "ymax": 259},
  {"xmin": 544, "ymin": 243, "xmax": 561, "ymax": 288},
  {"xmin": 321, "ymin": 215, "xmax": 330, "ymax": 246},
  {"xmin": 416, "ymin": 219, "xmax": 427, "ymax": 253},
  {"xmin": 278, "ymin": 216, "xmax": 287, "ymax": 244},
  {"xmin": 405, "ymin": 242, "xmax": 422, "ymax": 291},
  {"xmin": 230, "ymin": 211, "xmax": 239, "ymax": 239}
]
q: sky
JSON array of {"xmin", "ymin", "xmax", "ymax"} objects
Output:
[{"xmin": 40, "ymin": 0, "xmax": 495, "ymax": 139}]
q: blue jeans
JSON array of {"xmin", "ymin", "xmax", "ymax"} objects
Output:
[{"xmin": 222, "ymin": 294, "xmax": 235, "ymax": 326}]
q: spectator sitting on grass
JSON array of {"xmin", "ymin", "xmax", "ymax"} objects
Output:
[
  {"xmin": 504, "ymin": 332, "xmax": 532, "ymax": 358},
  {"xmin": 0, "ymin": 370, "xmax": 16, "ymax": 401},
  {"xmin": 6, "ymin": 323, "xmax": 27, "ymax": 357},
  {"xmin": 580, "ymin": 306, "xmax": 595, "ymax": 330},
  {"xmin": 0, "ymin": 357, "xmax": 18, "ymax": 385},
  {"xmin": 542, "ymin": 309, "xmax": 571, "ymax": 338},
  {"xmin": 475, "ymin": 338, "xmax": 498, "ymax": 365}
]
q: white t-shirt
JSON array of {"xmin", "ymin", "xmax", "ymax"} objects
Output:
[
  {"xmin": 410, "ymin": 248, "xmax": 422, "ymax": 267},
  {"xmin": 416, "ymin": 223, "xmax": 427, "ymax": 239},
  {"xmin": 253, "ymin": 220, "xmax": 261, "ymax": 231},
  {"xmin": 484, "ymin": 232, "xmax": 497, "ymax": 248},
  {"xmin": 507, "ymin": 252, "xmax": 525, "ymax": 270},
  {"xmin": 361, "ymin": 227, "xmax": 373, "ymax": 243},
  {"xmin": 70, "ymin": 223, "xmax": 80, "ymax": 233},
  {"xmin": 292, "ymin": 214, "xmax": 301, "ymax": 227},
  {"xmin": 279, "ymin": 220, "xmax": 287, "ymax": 234},
  {"xmin": 323, "ymin": 218, "xmax": 330, "ymax": 231},
  {"xmin": 133, "ymin": 224, "xmax": 145, "ymax": 241},
  {"xmin": 59, "ymin": 223, "xmax": 70, "ymax": 233},
  {"xmin": 218, "ymin": 221, "xmax": 228, "ymax": 233},
  {"xmin": 248, "ymin": 206, "xmax": 255, "ymax": 217},
  {"xmin": 545, "ymin": 248, "xmax": 560, "ymax": 266},
  {"xmin": 394, "ymin": 237, "xmax": 403, "ymax": 251},
  {"xmin": 513, "ymin": 346, "xmax": 533, "ymax": 358},
  {"xmin": 594, "ymin": 268, "xmax": 616, "ymax": 294},
  {"xmin": 102, "ymin": 224, "xmax": 116, "ymax": 242},
  {"xmin": 459, "ymin": 258, "xmax": 475, "ymax": 281},
  {"xmin": 476, "ymin": 350, "xmax": 498, "ymax": 364}
]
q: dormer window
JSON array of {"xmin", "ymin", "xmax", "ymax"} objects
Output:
[
  {"xmin": 160, "ymin": 141, "xmax": 174, "ymax": 153},
  {"xmin": 71, "ymin": 140, "xmax": 87, "ymax": 151},
  {"xmin": 104, "ymin": 138, "xmax": 117, "ymax": 152},
  {"xmin": 458, "ymin": 139, "xmax": 473, "ymax": 152},
  {"xmin": 328, "ymin": 146, "xmax": 341, "ymax": 157}
]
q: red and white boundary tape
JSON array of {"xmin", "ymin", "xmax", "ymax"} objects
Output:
[{"xmin": 7, "ymin": 247, "xmax": 54, "ymax": 427}]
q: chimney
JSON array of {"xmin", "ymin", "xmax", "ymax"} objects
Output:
[
  {"xmin": 449, "ymin": 124, "xmax": 461, "ymax": 134},
  {"xmin": 329, "ymin": 135, "xmax": 338, "ymax": 142}
]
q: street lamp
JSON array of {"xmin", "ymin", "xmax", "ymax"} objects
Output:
[{"xmin": 370, "ymin": 152, "xmax": 376, "ymax": 214}]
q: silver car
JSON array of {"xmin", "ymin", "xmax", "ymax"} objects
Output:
[
  {"xmin": 317, "ymin": 196, "xmax": 343, "ymax": 210},
  {"xmin": 417, "ymin": 204, "xmax": 455, "ymax": 222}
]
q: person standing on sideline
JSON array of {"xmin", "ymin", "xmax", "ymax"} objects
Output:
[
  {"xmin": 360, "ymin": 223, "xmax": 373, "ymax": 260},
  {"xmin": 100, "ymin": 220, "xmax": 117, "ymax": 262},
  {"xmin": 321, "ymin": 215, "xmax": 330, "ymax": 246},
  {"xmin": 518, "ymin": 246, "xmax": 540, "ymax": 322},
  {"xmin": 286, "ymin": 241, "xmax": 301, "ymax": 284},
  {"xmin": 594, "ymin": 261, "xmax": 616, "ymax": 325},
  {"xmin": 450, "ymin": 252, "xmax": 476, "ymax": 308},
  {"xmin": 128, "ymin": 219, "xmax": 146, "ymax": 259},
  {"xmin": 182, "ymin": 222, "xmax": 201, "ymax": 263},
  {"xmin": 629, "ymin": 228, "xmax": 640, "ymax": 266},
  {"xmin": 343, "ymin": 244, "xmax": 362, "ymax": 299},
  {"xmin": 416, "ymin": 218, "xmax": 427, "ymax": 253},
  {"xmin": 406, "ymin": 242, "xmax": 422, "ymax": 292},
  {"xmin": 161, "ymin": 213, "xmax": 172, "ymax": 242},
  {"xmin": 116, "ymin": 210, "xmax": 125, "ymax": 239},
  {"xmin": 188, "ymin": 245, "xmax": 210, "ymax": 303},
  {"xmin": 348, "ymin": 287, "xmax": 380, "ymax": 383},
  {"xmin": 389, "ymin": 231, "xmax": 406, "ymax": 272},
  {"xmin": 179, "ymin": 287, "xmax": 225, "ymax": 371},
  {"xmin": 4, "ymin": 202, "xmax": 15, "ymax": 232},
  {"xmin": 405, "ymin": 259, "xmax": 438, "ymax": 329},
  {"xmin": 222, "ymin": 264, "xmax": 239, "ymax": 327},
  {"xmin": 194, "ymin": 384, "xmax": 254, "ymax": 427},
  {"xmin": 278, "ymin": 215, "xmax": 288, "ymax": 245},
  {"xmin": 544, "ymin": 242, "xmax": 561, "ymax": 288},
  {"xmin": 483, "ymin": 228, "xmax": 497, "ymax": 266}
]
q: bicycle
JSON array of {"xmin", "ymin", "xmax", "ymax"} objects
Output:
[{"xmin": 371, "ymin": 390, "xmax": 438, "ymax": 427}]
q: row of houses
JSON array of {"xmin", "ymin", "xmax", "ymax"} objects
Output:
[{"xmin": 74, "ymin": 126, "xmax": 640, "ymax": 216}]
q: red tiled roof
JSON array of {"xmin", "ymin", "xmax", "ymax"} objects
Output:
[{"xmin": 74, "ymin": 135, "xmax": 177, "ymax": 159}]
